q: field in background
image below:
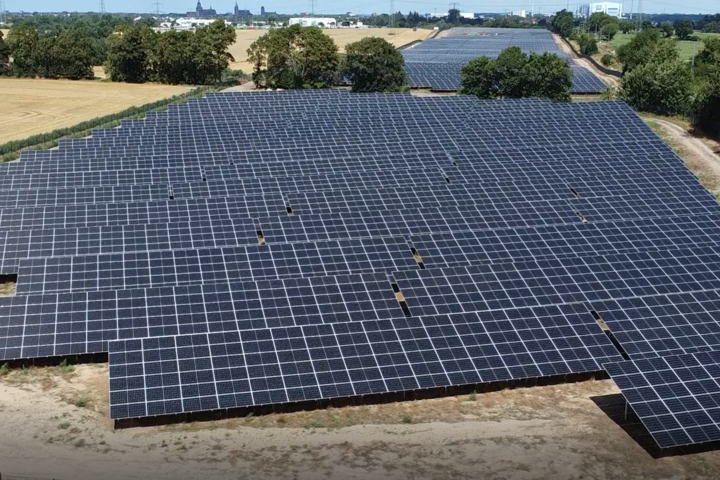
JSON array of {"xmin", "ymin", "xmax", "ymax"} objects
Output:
[
  {"xmin": 228, "ymin": 28, "xmax": 431, "ymax": 72},
  {"xmin": 0, "ymin": 78, "xmax": 192, "ymax": 144},
  {"xmin": 609, "ymin": 32, "xmax": 720, "ymax": 61}
]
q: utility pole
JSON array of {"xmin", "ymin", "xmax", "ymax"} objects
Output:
[
  {"xmin": 636, "ymin": 0, "xmax": 643, "ymax": 32},
  {"xmin": 152, "ymin": 1, "xmax": 162, "ymax": 15},
  {"xmin": 629, "ymin": 0, "xmax": 633, "ymax": 20},
  {"xmin": 99, "ymin": 0, "xmax": 106, "ymax": 13},
  {"xmin": 309, "ymin": 0, "xmax": 315, "ymax": 15},
  {"xmin": 390, "ymin": 0, "xmax": 394, "ymax": 27},
  {"xmin": 0, "ymin": 0, "xmax": 7, "ymax": 24},
  {"xmin": 691, "ymin": 40, "xmax": 697, "ymax": 75}
]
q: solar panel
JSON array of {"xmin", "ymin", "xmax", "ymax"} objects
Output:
[
  {"xmin": 107, "ymin": 304, "xmax": 623, "ymax": 420},
  {"xmin": 605, "ymin": 351, "xmax": 720, "ymax": 449},
  {"xmin": 2, "ymin": 89, "xmax": 719, "ymax": 428}
]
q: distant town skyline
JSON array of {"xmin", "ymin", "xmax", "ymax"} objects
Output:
[{"xmin": 4, "ymin": 0, "xmax": 718, "ymax": 15}]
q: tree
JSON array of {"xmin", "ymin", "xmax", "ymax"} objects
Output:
[
  {"xmin": 674, "ymin": 19, "xmax": 694, "ymax": 40},
  {"xmin": 619, "ymin": 20, "xmax": 635, "ymax": 34},
  {"xmin": 600, "ymin": 23, "xmax": 619, "ymax": 40},
  {"xmin": 6, "ymin": 24, "xmax": 39, "ymax": 77},
  {"xmin": 586, "ymin": 12, "xmax": 617, "ymax": 33},
  {"xmin": 341, "ymin": 37, "xmax": 406, "ymax": 93},
  {"xmin": 693, "ymin": 74, "xmax": 720, "ymax": 137},
  {"xmin": 460, "ymin": 56, "xmax": 497, "ymax": 99},
  {"xmin": 36, "ymin": 29, "xmax": 96, "ymax": 79},
  {"xmin": 105, "ymin": 25, "xmax": 155, "ymax": 83},
  {"xmin": 661, "ymin": 21, "xmax": 674, "ymax": 38},
  {"xmin": 577, "ymin": 33, "xmax": 599, "ymax": 55},
  {"xmin": 551, "ymin": 9, "xmax": 574, "ymax": 38},
  {"xmin": 522, "ymin": 52, "xmax": 573, "ymax": 102},
  {"xmin": 0, "ymin": 30, "xmax": 10, "ymax": 76},
  {"xmin": 617, "ymin": 28, "xmax": 662, "ymax": 72},
  {"xmin": 620, "ymin": 42, "xmax": 691, "ymax": 115},
  {"xmin": 151, "ymin": 30, "xmax": 195, "ymax": 84},
  {"xmin": 494, "ymin": 46, "xmax": 528, "ymax": 97},
  {"xmin": 460, "ymin": 47, "xmax": 572, "ymax": 102},
  {"xmin": 448, "ymin": 9, "xmax": 461, "ymax": 24},
  {"xmin": 695, "ymin": 37, "xmax": 720, "ymax": 77},
  {"xmin": 247, "ymin": 25, "xmax": 339, "ymax": 89},
  {"xmin": 193, "ymin": 19, "xmax": 237, "ymax": 84}
]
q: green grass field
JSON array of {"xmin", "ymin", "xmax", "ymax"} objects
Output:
[{"xmin": 608, "ymin": 32, "xmax": 720, "ymax": 61}]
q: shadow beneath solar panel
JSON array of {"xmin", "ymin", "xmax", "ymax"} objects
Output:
[
  {"xmin": 591, "ymin": 393, "xmax": 720, "ymax": 458},
  {"xmin": 0, "ymin": 274, "xmax": 17, "ymax": 298}
]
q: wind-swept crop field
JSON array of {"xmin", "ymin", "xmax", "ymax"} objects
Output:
[{"xmin": 0, "ymin": 78, "xmax": 192, "ymax": 144}]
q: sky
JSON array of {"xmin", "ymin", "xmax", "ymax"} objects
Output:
[{"xmin": 6, "ymin": 0, "xmax": 719, "ymax": 16}]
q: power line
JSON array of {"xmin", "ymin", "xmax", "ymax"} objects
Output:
[
  {"xmin": 99, "ymin": 0, "xmax": 106, "ymax": 13},
  {"xmin": 309, "ymin": 0, "xmax": 315, "ymax": 15},
  {"xmin": 151, "ymin": 1, "xmax": 162, "ymax": 15}
]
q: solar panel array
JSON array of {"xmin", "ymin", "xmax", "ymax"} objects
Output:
[
  {"xmin": 2, "ymin": 89, "xmax": 720, "ymax": 446},
  {"xmin": 403, "ymin": 27, "xmax": 607, "ymax": 93}
]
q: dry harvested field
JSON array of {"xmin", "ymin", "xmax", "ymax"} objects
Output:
[
  {"xmin": 1, "ymin": 366, "xmax": 720, "ymax": 480},
  {"xmin": 0, "ymin": 78, "xmax": 192, "ymax": 144},
  {"xmin": 229, "ymin": 28, "xmax": 431, "ymax": 72}
]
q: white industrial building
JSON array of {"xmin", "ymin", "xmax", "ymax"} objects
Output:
[
  {"xmin": 578, "ymin": 2, "xmax": 623, "ymax": 18},
  {"xmin": 511, "ymin": 10, "xmax": 527, "ymax": 18},
  {"xmin": 288, "ymin": 17, "xmax": 337, "ymax": 27}
]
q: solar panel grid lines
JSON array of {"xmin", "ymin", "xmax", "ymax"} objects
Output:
[
  {"xmin": 15, "ymin": 237, "xmax": 419, "ymax": 295},
  {"xmin": 107, "ymin": 304, "xmax": 624, "ymax": 420},
  {"xmin": 393, "ymin": 245, "xmax": 720, "ymax": 317},
  {"xmin": 593, "ymin": 291, "xmax": 720, "ymax": 360},
  {"xmin": 604, "ymin": 351, "xmax": 720, "ymax": 449},
  {"xmin": 0, "ymin": 196, "xmax": 283, "ymax": 232},
  {"xmin": 409, "ymin": 214, "xmax": 720, "ymax": 269},
  {"xmin": 0, "ymin": 272, "xmax": 407, "ymax": 362}
]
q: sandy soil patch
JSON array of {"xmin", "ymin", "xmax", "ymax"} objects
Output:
[
  {"xmin": 229, "ymin": 28, "xmax": 431, "ymax": 73},
  {"xmin": 0, "ymin": 78, "xmax": 192, "ymax": 144},
  {"xmin": 1, "ymin": 365, "xmax": 720, "ymax": 480},
  {"xmin": 644, "ymin": 117, "xmax": 720, "ymax": 197}
]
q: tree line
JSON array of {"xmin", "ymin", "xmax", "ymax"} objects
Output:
[
  {"xmin": 0, "ymin": 20, "xmax": 236, "ymax": 84},
  {"xmin": 549, "ymin": 9, "xmax": 720, "ymax": 137},
  {"xmin": 247, "ymin": 25, "xmax": 407, "ymax": 92}
]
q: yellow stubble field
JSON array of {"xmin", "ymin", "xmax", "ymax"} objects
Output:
[
  {"xmin": 229, "ymin": 28, "xmax": 432, "ymax": 72},
  {"xmin": 0, "ymin": 77, "xmax": 192, "ymax": 144}
]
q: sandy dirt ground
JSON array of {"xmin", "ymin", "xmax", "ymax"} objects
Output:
[
  {"xmin": 0, "ymin": 78, "xmax": 191, "ymax": 144},
  {"xmin": 1, "ymin": 366, "xmax": 720, "ymax": 480},
  {"xmin": 552, "ymin": 33, "xmax": 619, "ymax": 89},
  {"xmin": 228, "ymin": 28, "xmax": 431, "ymax": 72},
  {"xmin": 643, "ymin": 117, "xmax": 720, "ymax": 197}
]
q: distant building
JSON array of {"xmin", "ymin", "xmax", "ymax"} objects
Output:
[
  {"xmin": 234, "ymin": 1, "xmax": 251, "ymax": 16},
  {"xmin": 289, "ymin": 17, "xmax": 337, "ymax": 27},
  {"xmin": 189, "ymin": 1, "xmax": 217, "ymax": 18},
  {"xmin": 511, "ymin": 10, "xmax": 526, "ymax": 18},
  {"xmin": 459, "ymin": 12, "xmax": 475, "ymax": 19},
  {"xmin": 261, "ymin": 6, "xmax": 265, "ymax": 15},
  {"xmin": 578, "ymin": 2, "xmax": 622, "ymax": 18}
]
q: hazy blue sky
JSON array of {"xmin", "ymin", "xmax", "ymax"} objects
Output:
[{"xmin": 6, "ymin": 0, "xmax": 718, "ymax": 16}]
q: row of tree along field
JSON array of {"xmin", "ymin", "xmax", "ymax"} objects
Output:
[
  {"xmin": 0, "ymin": 20, "xmax": 237, "ymax": 84},
  {"xmin": 550, "ymin": 10, "xmax": 720, "ymax": 137}
]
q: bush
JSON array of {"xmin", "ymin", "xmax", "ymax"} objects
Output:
[
  {"xmin": 577, "ymin": 33, "xmax": 599, "ymax": 55},
  {"xmin": 601, "ymin": 54, "xmax": 616, "ymax": 66},
  {"xmin": 620, "ymin": 58, "xmax": 692, "ymax": 115},
  {"xmin": 617, "ymin": 28, "xmax": 662, "ymax": 72},
  {"xmin": 341, "ymin": 37, "xmax": 407, "ymax": 93}
]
